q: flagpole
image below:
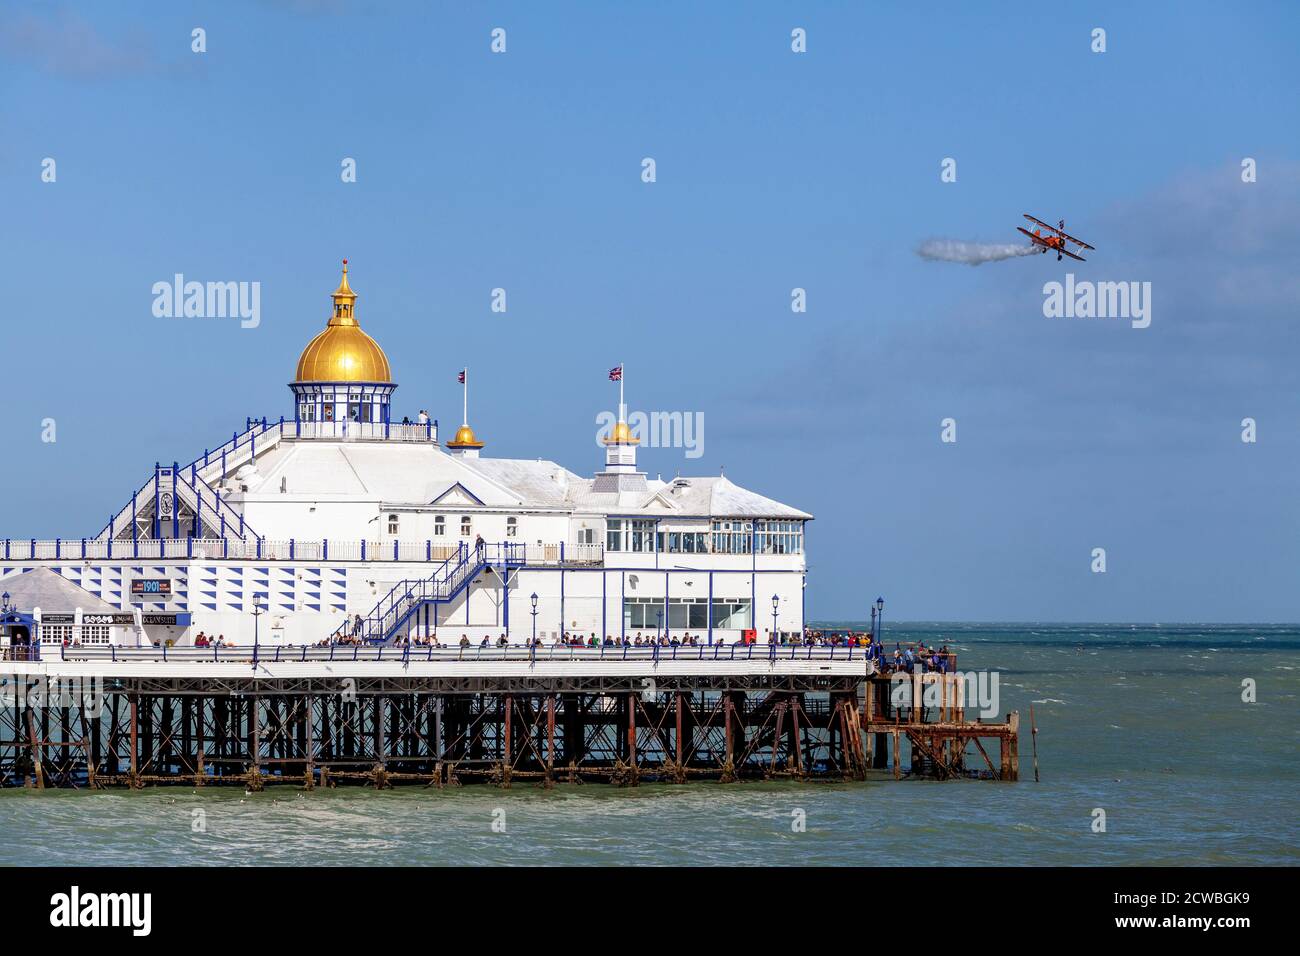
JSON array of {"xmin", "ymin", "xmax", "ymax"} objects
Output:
[
  {"xmin": 619, "ymin": 360, "xmax": 625, "ymax": 422},
  {"xmin": 462, "ymin": 368, "xmax": 468, "ymax": 426}
]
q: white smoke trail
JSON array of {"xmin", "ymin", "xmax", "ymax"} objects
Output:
[{"xmin": 917, "ymin": 239, "xmax": 1038, "ymax": 266}]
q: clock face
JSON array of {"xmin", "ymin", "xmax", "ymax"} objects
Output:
[{"xmin": 159, "ymin": 491, "xmax": 174, "ymax": 517}]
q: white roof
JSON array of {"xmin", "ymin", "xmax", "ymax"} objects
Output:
[
  {"xmin": 228, "ymin": 440, "xmax": 809, "ymax": 519},
  {"xmin": 0, "ymin": 567, "xmax": 120, "ymax": 614}
]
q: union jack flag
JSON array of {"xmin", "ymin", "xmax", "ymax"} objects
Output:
[
  {"xmin": 457, "ymin": 369, "xmax": 466, "ymax": 384},
  {"xmin": 608, "ymin": 365, "xmax": 622, "ymax": 381}
]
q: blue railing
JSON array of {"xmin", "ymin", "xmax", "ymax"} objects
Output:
[{"xmin": 350, "ymin": 542, "xmax": 529, "ymax": 644}]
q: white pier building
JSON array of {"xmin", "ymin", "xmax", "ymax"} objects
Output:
[{"xmin": 0, "ymin": 264, "xmax": 812, "ymax": 654}]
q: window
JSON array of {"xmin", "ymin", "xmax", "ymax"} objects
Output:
[
  {"xmin": 81, "ymin": 625, "xmax": 110, "ymax": 645},
  {"xmin": 664, "ymin": 530, "xmax": 709, "ymax": 554},
  {"xmin": 711, "ymin": 520, "xmax": 754, "ymax": 555},
  {"xmin": 41, "ymin": 625, "xmax": 71, "ymax": 645},
  {"xmin": 711, "ymin": 600, "xmax": 752, "ymax": 629},
  {"xmin": 623, "ymin": 598, "xmax": 711, "ymax": 631},
  {"xmin": 387, "ymin": 514, "xmax": 399, "ymax": 535},
  {"xmin": 39, "ymin": 625, "xmax": 109, "ymax": 646},
  {"xmin": 434, "ymin": 516, "xmax": 445, "ymax": 536},
  {"xmin": 576, "ymin": 528, "xmax": 595, "ymax": 545},
  {"xmin": 506, "ymin": 517, "xmax": 518, "ymax": 538},
  {"xmin": 755, "ymin": 520, "xmax": 803, "ymax": 555},
  {"xmin": 606, "ymin": 519, "xmax": 659, "ymax": 552},
  {"xmin": 460, "ymin": 516, "xmax": 472, "ymax": 537}
]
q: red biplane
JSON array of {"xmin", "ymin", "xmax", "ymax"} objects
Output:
[{"xmin": 1017, "ymin": 214, "xmax": 1095, "ymax": 262}]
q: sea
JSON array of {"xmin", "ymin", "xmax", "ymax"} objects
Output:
[{"xmin": 1, "ymin": 623, "xmax": 1296, "ymax": 866}]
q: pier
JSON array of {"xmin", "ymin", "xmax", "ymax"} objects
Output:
[{"xmin": 0, "ymin": 647, "xmax": 1018, "ymax": 788}]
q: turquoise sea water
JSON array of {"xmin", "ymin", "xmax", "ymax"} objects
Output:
[{"xmin": 1, "ymin": 624, "xmax": 1296, "ymax": 866}]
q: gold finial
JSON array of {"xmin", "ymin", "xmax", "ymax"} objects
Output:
[
  {"xmin": 446, "ymin": 424, "xmax": 486, "ymax": 449},
  {"xmin": 603, "ymin": 420, "xmax": 640, "ymax": 445},
  {"xmin": 330, "ymin": 258, "xmax": 358, "ymax": 326}
]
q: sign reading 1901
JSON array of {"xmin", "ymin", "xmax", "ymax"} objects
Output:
[{"xmin": 130, "ymin": 579, "xmax": 172, "ymax": 596}]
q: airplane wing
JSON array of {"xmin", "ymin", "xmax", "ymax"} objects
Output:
[
  {"xmin": 1061, "ymin": 248, "xmax": 1087, "ymax": 262},
  {"xmin": 1017, "ymin": 226, "xmax": 1048, "ymax": 245},
  {"xmin": 1059, "ymin": 231, "xmax": 1095, "ymax": 250},
  {"xmin": 1023, "ymin": 214, "xmax": 1056, "ymax": 231}
]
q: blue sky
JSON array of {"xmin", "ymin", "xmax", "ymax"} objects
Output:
[{"xmin": 2, "ymin": 1, "xmax": 1297, "ymax": 622}]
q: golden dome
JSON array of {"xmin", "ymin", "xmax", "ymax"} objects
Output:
[
  {"xmin": 602, "ymin": 420, "xmax": 640, "ymax": 445},
  {"xmin": 446, "ymin": 424, "xmax": 485, "ymax": 449},
  {"xmin": 293, "ymin": 260, "xmax": 394, "ymax": 383}
]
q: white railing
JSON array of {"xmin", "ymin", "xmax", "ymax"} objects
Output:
[
  {"xmin": 288, "ymin": 421, "xmax": 438, "ymax": 443},
  {"xmin": 1, "ymin": 538, "xmax": 607, "ymax": 565}
]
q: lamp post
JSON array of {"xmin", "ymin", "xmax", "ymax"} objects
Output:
[
  {"xmin": 771, "ymin": 593, "xmax": 779, "ymax": 646},
  {"xmin": 252, "ymin": 600, "xmax": 264, "ymax": 666},
  {"xmin": 655, "ymin": 609, "xmax": 662, "ymax": 643},
  {"xmin": 530, "ymin": 592, "xmax": 538, "ymax": 646},
  {"xmin": 874, "ymin": 597, "xmax": 884, "ymax": 642}
]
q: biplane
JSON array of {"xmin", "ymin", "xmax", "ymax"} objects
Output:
[{"xmin": 1017, "ymin": 214, "xmax": 1095, "ymax": 262}]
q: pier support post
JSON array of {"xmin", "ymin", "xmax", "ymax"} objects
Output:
[
  {"xmin": 128, "ymin": 694, "xmax": 141, "ymax": 789},
  {"xmin": 25, "ymin": 707, "xmax": 44, "ymax": 790},
  {"xmin": 720, "ymin": 693, "xmax": 737, "ymax": 783},
  {"xmin": 626, "ymin": 690, "xmax": 639, "ymax": 787},
  {"xmin": 672, "ymin": 692, "xmax": 686, "ymax": 783},
  {"xmin": 544, "ymin": 695, "xmax": 556, "ymax": 788},
  {"xmin": 1008, "ymin": 711, "xmax": 1020, "ymax": 781},
  {"xmin": 500, "ymin": 694, "xmax": 512, "ymax": 788}
]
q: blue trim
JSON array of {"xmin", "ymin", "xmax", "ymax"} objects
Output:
[{"xmin": 429, "ymin": 482, "xmax": 488, "ymax": 508}]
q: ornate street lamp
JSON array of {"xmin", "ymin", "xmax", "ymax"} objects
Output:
[
  {"xmin": 771, "ymin": 593, "xmax": 780, "ymax": 645},
  {"xmin": 530, "ymin": 592, "xmax": 539, "ymax": 645}
]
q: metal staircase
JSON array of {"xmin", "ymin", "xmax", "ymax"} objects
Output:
[
  {"xmin": 344, "ymin": 542, "xmax": 527, "ymax": 645},
  {"xmin": 97, "ymin": 461, "xmax": 257, "ymax": 545}
]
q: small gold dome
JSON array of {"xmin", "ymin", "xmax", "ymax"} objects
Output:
[
  {"xmin": 602, "ymin": 420, "xmax": 640, "ymax": 445},
  {"xmin": 446, "ymin": 424, "xmax": 485, "ymax": 449},
  {"xmin": 293, "ymin": 260, "xmax": 394, "ymax": 384}
]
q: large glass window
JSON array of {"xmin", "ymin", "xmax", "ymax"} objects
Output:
[
  {"xmin": 711, "ymin": 600, "xmax": 752, "ymax": 629},
  {"xmin": 664, "ymin": 530, "xmax": 709, "ymax": 553},
  {"xmin": 711, "ymin": 520, "xmax": 753, "ymax": 555},
  {"xmin": 755, "ymin": 520, "xmax": 803, "ymax": 555},
  {"xmin": 622, "ymin": 598, "xmax": 745, "ymax": 631},
  {"xmin": 606, "ymin": 519, "xmax": 656, "ymax": 552}
]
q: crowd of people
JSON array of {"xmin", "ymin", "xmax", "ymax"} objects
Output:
[
  {"xmin": 193, "ymin": 631, "xmax": 234, "ymax": 648},
  {"xmin": 312, "ymin": 619, "xmax": 954, "ymax": 671}
]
